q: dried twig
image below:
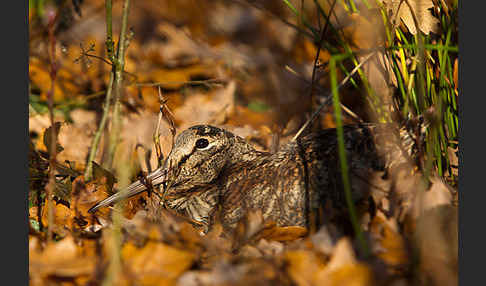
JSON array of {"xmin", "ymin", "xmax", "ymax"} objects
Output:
[
  {"xmin": 308, "ymin": 0, "xmax": 336, "ymax": 112},
  {"xmin": 45, "ymin": 9, "xmax": 59, "ymax": 244},
  {"xmin": 231, "ymin": 0, "xmax": 315, "ymax": 39},
  {"xmin": 291, "ymin": 52, "xmax": 375, "ymax": 142},
  {"xmin": 153, "ymin": 88, "xmax": 164, "ymax": 167},
  {"xmin": 135, "ymin": 78, "xmax": 226, "ymax": 89},
  {"xmin": 153, "ymin": 87, "xmax": 176, "ymax": 167}
]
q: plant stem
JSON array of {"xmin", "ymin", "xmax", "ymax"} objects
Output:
[
  {"xmin": 85, "ymin": 0, "xmax": 131, "ymax": 179},
  {"xmin": 102, "ymin": 147, "xmax": 131, "ymax": 286},
  {"xmin": 84, "ymin": 73, "xmax": 115, "ymax": 181},
  {"xmin": 105, "ymin": 0, "xmax": 115, "ymax": 62},
  {"xmin": 330, "ymin": 57, "xmax": 369, "ymax": 257},
  {"xmin": 106, "ymin": 0, "xmax": 131, "ymax": 169},
  {"xmin": 46, "ymin": 10, "xmax": 59, "ymax": 244}
]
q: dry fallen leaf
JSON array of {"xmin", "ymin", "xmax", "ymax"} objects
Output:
[
  {"xmin": 285, "ymin": 249, "xmax": 326, "ymax": 286},
  {"xmin": 122, "ymin": 240, "xmax": 196, "ymax": 285},
  {"xmin": 314, "ymin": 238, "xmax": 374, "ymax": 286},
  {"xmin": 383, "ymin": 0, "xmax": 440, "ymax": 35},
  {"xmin": 310, "ymin": 226, "xmax": 337, "ymax": 256},
  {"xmin": 56, "ymin": 109, "xmax": 97, "ymax": 165},
  {"xmin": 41, "ymin": 198, "xmax": 74, "ymax": 237},
  {"xmin": 317, "ymin": 263, "xmax": 374, "ymax": 286},
  {"xmin": 29, "ymin": 235, "xmax": 96, "ymax": 279},
  {"xmin": 29, "ymin": 57, "xmax": 79, "ymax": 102},
  {"xmin": 260, "ymin": 225, "xmax": 308, "ymax": 242},
  {"xmin": 414, "ymin": 205, "xmax": 458, "ymax": 286},
  {"xmin": 411, "ymin": 176, "xmax": 453, "ymax": 219},
  {"xmin": 370, "ymin": 211, "xmax": 408, "ymax": 268},
  {"xmin": 359, "ymin": 51, "xmax": 398, "ymax": 121},
  {"xmin": 342, "ymin": 13, "xmax": 385, "ymax": 50},
  {"xmin": 170, "ymin": 81, "xmax": 235, "ymax": 130},
  {"xmin": 325, "ymin": 237, "xmax": 357, "ymax": 271},
  {"xmin": 28, "ymin": 1, "xmax": 458, "ymax": 285}
]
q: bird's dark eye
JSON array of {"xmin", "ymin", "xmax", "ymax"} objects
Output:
[{"xmin": 195, "ymin": 138, "xmax": 209, "ymax": 149}]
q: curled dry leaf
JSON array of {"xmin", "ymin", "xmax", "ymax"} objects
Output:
[{"xmin": 260, "ymin": 225, "xmax": 308, "ymax": 242}]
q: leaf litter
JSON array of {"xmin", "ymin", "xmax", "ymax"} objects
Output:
[{"xmin": 29, "ymin": 0, "xmax": 457, "ymax": 285}]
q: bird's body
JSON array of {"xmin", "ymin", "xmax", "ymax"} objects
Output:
[{"xmin": 89, "ymin": 124, "xmax": 412, "ymax": 233}]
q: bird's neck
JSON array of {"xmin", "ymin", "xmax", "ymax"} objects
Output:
[{"xmin": 225, "ymin": 136, "xmax": 270, "ymax": 167}]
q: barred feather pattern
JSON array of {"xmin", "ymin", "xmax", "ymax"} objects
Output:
[{"xmin": 89, "ymin": 123, "xmax": 422, "ymax": 232}]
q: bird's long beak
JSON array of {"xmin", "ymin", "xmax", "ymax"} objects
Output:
[{"xmin": 88, "ymin": 167, "xmax": 167, "ymax": 213}]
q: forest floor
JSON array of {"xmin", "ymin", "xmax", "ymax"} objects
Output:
[{"xmin": 29, "ymin": 0, "xmax": 458, "ymax": 285}]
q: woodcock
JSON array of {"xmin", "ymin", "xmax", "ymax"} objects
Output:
[{"xmin": 89, "ymin": 123, "xmax": 418, "ymax": 233}]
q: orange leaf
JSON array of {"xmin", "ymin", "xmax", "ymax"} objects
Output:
[{"xmin": 122, "ymin": 241, "xmax": 196, "ymax": 285}]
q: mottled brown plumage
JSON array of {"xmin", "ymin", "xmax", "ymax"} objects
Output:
[{"xmin": 89, "ymin": 123, "xmax": 414, "ymax": 232}]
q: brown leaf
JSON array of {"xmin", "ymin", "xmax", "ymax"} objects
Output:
[
  {"xmin": 41, "ymin": 198, "xmax": 74, "ymax": 236},
  {"xmin": 314, "ymin": 238, "xmax": 374, "ymax": 286},
  {"xmin": 310, "ymin": 226, "xmax": 337, "ymax": 256},
  {"xmin": 173, "ymin": 81, "xmax": 236, "ymax": 129},
  {"xmin": 29, "ymin": 236, "xmax": 95, "ymax": 279},
  {"xmin": 292, "ymin": 37, "xmax": 331, "ymax": 63},
  {"xmin": 92, "ymin": 161, "xmax": 116, "ymax": 193},
  {"xmin": 285, "ymin": 250, "xmax": 326, "ymax": 286},
  {"xmin": 370, "ymin": 212, "xmax": 408, "ymax": 267},
  {"xmin": 29, "ymin": 57, "xmax": 80, "ymax": 102},
  {"xmin": 260, "ymin": 225, "xmax": 308, "ymax": 242},
  {"xmin": 56, "ymin": 109, "xmax": 98, "ymax": 166},
  {"xmin": 122, "ymin": 241, "xmax": 196, "ymax": 285},
  {"xmin": 414, "ymin": 205, "xmax": 458, "ymax": 286},
  {"xmin": 342, "ymin": 12, "xmax": 385, "ymax": 50},
  {"xmin": 411, "ymin": 176, "xmax": 453, "ymax": 219},
  {"xmin": 316, "ymin": 263, "xmax": 374, "ymax": 286},
  {"xmin": 43, "ymin": 122, "xmax": 64, "ymax": 155},
  {"xmin": 383, "ymin": 0, "xmax": 440, "ymax": 35},
  {"xmin": 326, "ymin": 238, "xmax": 357, "ymax": 272},
  {"xmin": 72, "ymin": 175, "xmax": 110, "ymax": 216},
  {"xmin": 255, "ymin": 239, "xmax": 284, "ymax": 257}
]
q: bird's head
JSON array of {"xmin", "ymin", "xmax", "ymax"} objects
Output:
[{"xmin": 88, "ymin": 125, "xmax": 257, "ymax": 213}]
